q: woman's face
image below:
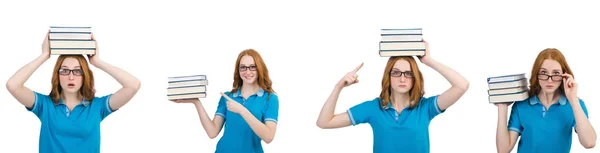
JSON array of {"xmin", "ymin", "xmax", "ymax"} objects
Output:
[
  {"xmin": 58, "ymin": 57, "xmax": 84, "ymax": 94},
  {"xmin": 538, "ymin": 59, "xmax": 563, "ymax": 94},
  {"xmin": 239, "ymin": 55, "xmax": 258, "ymax": 84},
  {"xmin": 390, "ymin": 60, "xmax": 413, "ymax": 94}
]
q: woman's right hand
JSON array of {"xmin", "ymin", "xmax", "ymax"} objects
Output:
[
  {"xmin": 337, "ymin": 63, "xmax": 363, "ymax": 88},
  {"xmin": 41, "ymin": 31, "xmax": 50, "ymax": 57},
  {"xmin": 171, "ymin": 98, "xmax": 201, "ymax": 104}
]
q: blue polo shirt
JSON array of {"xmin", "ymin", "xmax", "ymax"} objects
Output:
[
  {"xmin": 347, "ymin": 95, "xmax": 443, "ymax": 153},
  {"xmin": 508, "ymin": 94, "xmax": 589, "ymax": 153},
  {"xmin": 26, "ymin": 91, "xmax": 114, "ymax": 153},
  {"xmin": 27, "ymin": 92, "xmax": 113, "ymax": 153},
  {"xmin": 214, "ymin": 88, "xmax": 279, "ymax": 153}
]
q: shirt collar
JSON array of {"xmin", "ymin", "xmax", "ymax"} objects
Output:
[
  {"xmin": 529, "ymin": 94, "xmax": 567, "ymax": 105},
  {"xmin": 382, "ymin": 100, "xmax": 415, "ymax": 110},
  {"xmin": 55, "ymin": 98, "xmax": 91, "ymax": 107},
  {"xmin": 232, "ymin": 88, "xmax": 265, "ymax": 98}
]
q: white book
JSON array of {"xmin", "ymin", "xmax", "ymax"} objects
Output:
[
  {"xmin": 379, "ymin": 41, "xmax": 426, "ymax": 51},
  {"xmin": 380, "ymin": 34, "xmax": 423, "ymax": 42},
  {"xmin": 489, "ymin": 79, "xmax": 528, "ymax": 90},
  {"xmin": 168, "ymin": 75, "xmax": 207, "ymax": 82},
  {"xmin": 50, "ymin": 40, "xmax": 96, "ymax": 49},
  {"xmin": 379, "ymin": 50, "xmax": 425, "ymax": 57},
  {"xmin": 488, "ymin": 86, "xmax": 528, "ymax": 95},
  {"xmin": 49, "ymin": 32, "xmax": 92, "ymax": 40},
  {"xmin": 50, "ymin": 26, "xmax": 92, "ymax": 33},
  {"xmin": 50, "ymin": 49, "xmax": 95, "ymax": 55},
  {"xmin": 167, "ymin": 86, "xmax": 207, "ymax": 95},
  {"xmin": 381, "ymin": 28, "xmax": 422, "ymax": 35},
  {"xmin": 168, "ymin": 80, "xmax": 208, "ymax": 88},
  {"xmin": 487, "ymin": 73, "xmax": 527, "ymax": 83},
  {"xmin": 489, "ymin": 91, "xmax": 529, "ymax": 103},
  {"xmin": 168, "ymin": 92, "xmax": 207, "ymax": 100}
]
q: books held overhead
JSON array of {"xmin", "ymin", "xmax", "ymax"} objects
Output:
[
  {"xmin": 49, "ymin": 26, "xmax": 95, "ymax": 55},
  {"xmin": 379, "ymin": 28, "xmax": 425, "ymax": 57},
  {"xmin": 167, "ymin": 75, "xmax": 208, "ymax": 100},
  {"xmin": 487, "ymin": 73, "xmax": 530, "ymax": 103}
]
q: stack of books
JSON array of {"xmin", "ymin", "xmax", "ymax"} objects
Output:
[
  {"xmin": 487, "ymin": 73, "xmax": 530, "ymax": 103},
  {"xmin": 379, "ymin": 28, "xmax": 426, "ymax": 57},
  {"xmin": 167, "ymin": 75, "xmax": 208, "ymax": 100},
  {"xmin": 49, "ymin": 26, "xmax": 95, "ymax": 55}
]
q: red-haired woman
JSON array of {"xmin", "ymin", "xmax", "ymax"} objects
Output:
[
  {"xmin": 316, "ymin": 41, "xmax": 469, "ymax": 153},
  {"xmin": 495, "ymin": 48, "xmax": 597, "ymax": 153},
  {"xmin": 172, "ymin": 49, "xmax": 279, "ymax": 153},
  {"xmin": 6, "ymin": 32, "xmax": 141, "ymax": 153}
]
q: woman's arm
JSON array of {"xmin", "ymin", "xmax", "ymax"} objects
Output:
[
  {"xmin": 6, "ymin": 32, "xmax": 51, "ymax": 108},
  {"xmin": 419, "ymin": 41, "xmax": 469, "ymax": 111},
  {"xmin": 316, "ymin": 63, "xmax": 362, "ymax": 129},
  {"xmin": 88, "ymin": 35, "xmax": 141, "ymax": 110}
]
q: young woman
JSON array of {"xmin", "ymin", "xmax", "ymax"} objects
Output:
[
  {"xmin": 5, "ymin": 33, "xmax": 141, "ymax": 153},
  {"xmin": 171, "ymin": 49, "xmax": 279, "ymax": 153},
  {"xmin": 495, "ymin": 48, "xmax": 596, "ymax": 153},
  {"xmin": 316, "ymin": 41, "xmax": 469, "ymax": 153}
]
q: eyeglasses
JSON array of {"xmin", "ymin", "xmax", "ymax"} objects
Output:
[
  {"xmin": 58, "ymin": 69, "xmax": 84, "ymax": 76},
  {"xmin": 239, "ymin": 65, "xmax": 257, "ymax": 72},
  {"xmin": 537, "ymin": 74, "xmax": 563, "ymax": 81},
  {"xmin": 390, "ymin": 70, "xmax": 413, "ymax": 78}
]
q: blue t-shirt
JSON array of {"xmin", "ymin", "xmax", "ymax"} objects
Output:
[
  {"xmin": 27, "ymin": 92, "xmax": 114, "ymax": 153},
  {"xmin": 214, "ymin": 88, "xmax": 279, "ymax": 153},
  {"xmin": 347, "ymin": 95, "xmax": 443, "ymax": 153},
  {"xmin": 508, "ymin": 94, "xmax": 589, "ymax": 153}
]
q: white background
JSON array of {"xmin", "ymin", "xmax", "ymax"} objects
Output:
[{"xmin": 0, "ymin": 0, "xmax": 598, "ymax": 153}]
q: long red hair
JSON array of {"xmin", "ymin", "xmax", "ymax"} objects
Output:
[
  {"xmin": 231, "ymin": 49, "xmax": 274, "ymax": 98},
  {"xmin": 49, "ymin": 55, "xmax": 95, "ymax": 104},
  {"xmin": 528, "ymin": 48, "xmax": 573, "ymax": 96},
  {"xmin": 380, "ymin": 56, "xmax": 425, "ymax": 109}
]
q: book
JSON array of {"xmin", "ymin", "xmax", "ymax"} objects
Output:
[
  {"xmin": 488, "ymin": 78, "xmax": 528, "ymax": 90},
  {"xmin": 381, "ymin": 34, "xmax": 423, "ymax": 42},
  {"xmin": 167, "ymin": 74, "xmax": 208, "ymax": 100},
  {"xmin": 489, "ymin": 91, "xmax": 529, "ymax": 103},
  {"xmin": 379, "ymin": 28, "xmax": 425, "ymax": 57},
  {"xmin": 168, "ymin": 75, "xmax": 207, "ymax": 82},
  {"xmin": 49, "ymin": 26, "xmax": 92, "ymax": 33},
  {"xmin": 487, "ymin": 73, "xmax": 530, "ymax": 103},
  {"xmin": 379, "ymin": 50, "xmax": 425, "ymax": 56},
  {"xmin": 49, "ymin": 32, "xmax": 92, "ymax": 40},
  {"xmin": 168, "ymin": 92, "xmax": 207, "ymax": 100},
  {"xmin": 381, "ymin": 28, "xmax": 422, "ymax": 35},
  {"xmin": 49, "ymin": 26, "xmax": 95, "ymax": 55},
  {"xmin": 168, "ymin": 85, "xmax": 207, "ymax": 95},
  {"xmin": 488, "ymin": 86, "xmax": 529, "ymax": 95},
  {"xmin": 487, "ymin": 73, "xmax": 527, "ymax": 84},
  {"xmin": 168, "ymin": 80, "xmax": 208, "ymax": 88}
]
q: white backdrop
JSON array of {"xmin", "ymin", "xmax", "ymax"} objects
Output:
[{"xmin": 0, "ymin": 0, "xmax": 598, "ymax": 153}]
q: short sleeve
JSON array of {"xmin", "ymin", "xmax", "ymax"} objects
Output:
[
  {"xmin": 347, "ymin": 99, "xmax": 376, "ymax": 126},
  {"xmin": 508, "ymin": 104, "xmax": 523, "ymax": 134},
  {"xmin": 422, "ymin": 95, "xmax": 443, "ymax": 120},
  {"xmin": 27, "ymin": 91, "xmax": 49, "ymax": 118},
  {"xmin": 263, "ymin": 93, "xmax": 279, "ymax": 124},
  {"xmin": 97, "ymin": 94, "xmax": 114, "ymax": 120},
  {"xmin": 573, "ymin": 99, "xmax": 589, "ymax": 129},
  {"xmin": 215, "ymin": 92, "xmax": 230, "ymax": 119}
]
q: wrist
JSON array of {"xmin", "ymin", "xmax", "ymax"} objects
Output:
[
  {"xmin": 423, "ymin": 58, "xmax": 436, "ymax": 66},
  {"xmin": 39, "ymin": 54, "xmax": 50, "ymax": 60}
]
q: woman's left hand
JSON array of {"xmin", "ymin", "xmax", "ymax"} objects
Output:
[
  {"xmin": 221, "ymin": 92, "xmax": 249, "ymax": 115},
  {"xmin": 418, "ymin": 40, "xmax": 433, "ymax": 65},
  {"xmin": 88, "ymin": 34, "xmax": 102, "ymax": 66},
  {"xmin": 562, "ymin": 73, "xmax": 578, "ymax": 99}
]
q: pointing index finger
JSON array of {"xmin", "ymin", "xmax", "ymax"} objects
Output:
[
  {"xmin": 352, "ymin": 62, "xmax": 364, "ymax": 73},
  {"xmin": 220, "ymin": 92, "xmax": 235, "ymax": 101}
]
